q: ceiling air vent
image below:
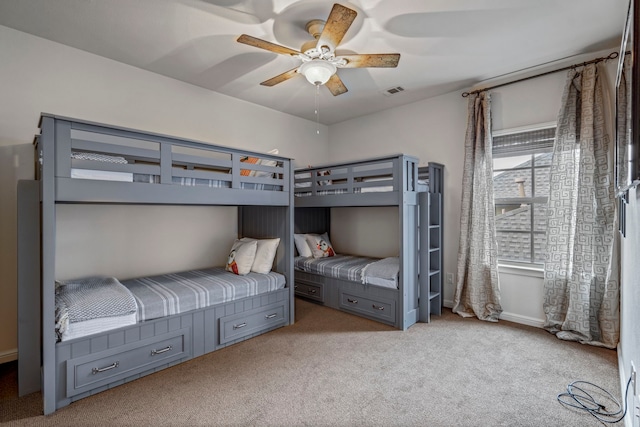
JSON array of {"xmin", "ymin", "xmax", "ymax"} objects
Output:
[{"xmin": 382, "ymin": 86, "xmax": 405, "ymax": 96}]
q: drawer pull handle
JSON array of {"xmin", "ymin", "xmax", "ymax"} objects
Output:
[
  {"xmin": 233, "ymin": 322, "xmax": 247, "ymax": 330},
  {"xmin": 265, "ymin": 313, "xmax": 277, "ymax": 319},
  {"xmin": 294, "ymin": 285, "xmax": 298, "ymax": 289},
  {"xmin": 347, "ymin": 298, "xmax": 358, "ymax": 304},
  {"xmin": 309, "ymin": 289, "xmax": 317, "ymax": 294},
  {"xmin": 92, "ymin": 361, "xmax": 119, "ymax": 375},
  {"xmin": 372, "ymin": 304, "xmax": 385, "ymax": 311},
  {"xmin": 151, "ymin": 345, "xmax": 173, "ymax": 356}
]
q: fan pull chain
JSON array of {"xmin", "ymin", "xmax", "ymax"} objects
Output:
[{"xmin": 315, "ymin": 83, "xmax": 321, "ymax": 135}]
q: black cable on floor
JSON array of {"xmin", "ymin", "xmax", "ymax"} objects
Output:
[{"xmin": 557, "ymin": 376, "xmax": 632, "ymax": 424}]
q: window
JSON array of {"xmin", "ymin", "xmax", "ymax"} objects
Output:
[{"xmin": 492, "ymin": 126, "xmax": 555, "ymax": 264}]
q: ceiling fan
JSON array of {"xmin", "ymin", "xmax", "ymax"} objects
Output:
[{"xmin": 237, "ymin": 3, "xmax": 400, "ymax": 96}]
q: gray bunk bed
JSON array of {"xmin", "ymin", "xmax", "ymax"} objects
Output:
[
  {"xmin": 17, "ymin": 114, "xmax": 295, "ymax": 414},
  {"xmin": 293, "ymin": 155, "xmax": 444, "ymax": 330}
]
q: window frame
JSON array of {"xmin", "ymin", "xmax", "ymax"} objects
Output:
[{"xmin": 492, "ymin": 123, "xmax": 556, "ymax": 266}]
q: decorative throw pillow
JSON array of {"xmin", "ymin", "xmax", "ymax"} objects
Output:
[
  {"xmin": 240, "ymin": 156, "xmax": 259, "ymax": 176},
  {"xmin": 317, "ymin": 170, "xmax": 332, "ymax": 186},
  {"xmin": 306, "ymin": 232, "xmax": 336, "ymax": 258},
  {"xmin": 240, "ymin": 237, "xmax": 280, "ymax": 274},
  {"xmin": 294, "ymin": 233, "xmax": 313, "ymax": 257},
  {"xmin": 225, "ymin": 239, "xmax": 257, "ymax": 275}
]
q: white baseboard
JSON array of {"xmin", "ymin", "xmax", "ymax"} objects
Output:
[
  {"xmin": 442, "ymin": 300, "xmax": 544, "ymax": 328},
  {"xmin": 0, "ymin": 348, "xmax": 18, "ymax": 364},
  {"xmin": 499, "ymin": 311, "xmax": 544, "ymax": 328},
  {"xmin": 618, "ymin": 345, "xmax": 633, "ymax": 427}
]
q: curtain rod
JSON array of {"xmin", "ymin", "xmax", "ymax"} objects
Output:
[{"xmin": 461, "ymin": 51, "xmax": 619, "ymax": 97}]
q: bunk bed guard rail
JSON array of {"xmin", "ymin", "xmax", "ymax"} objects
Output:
[
  {"xmin": 35, "ymin": 114, "xmax": 291, "ymax": 206},
  {"xmin": 293, "ymin": 154, "xmax": 422, "ymax": 207}
]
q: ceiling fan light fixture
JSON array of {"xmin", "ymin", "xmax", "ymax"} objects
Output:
[{"xmin": 299, "ymin": 60, "xmax": 336, "ymax": 86}]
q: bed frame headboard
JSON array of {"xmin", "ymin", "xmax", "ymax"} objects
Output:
[{"xmin": 239, "ymin": 205, "xmax": 294, "ymax": 275}]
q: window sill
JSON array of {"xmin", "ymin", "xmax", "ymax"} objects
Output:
[{"xmin": 498, "ymin": 263, "xmax": 544, "ymax": 279}]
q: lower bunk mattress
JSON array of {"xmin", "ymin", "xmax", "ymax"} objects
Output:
[
  {"xmin": 294, "ymin": 255, "xmax": 399, "ymax": 289},
  {"xmin": 55, "ymin": 268, "xmax": 286, "ymax": 342}
]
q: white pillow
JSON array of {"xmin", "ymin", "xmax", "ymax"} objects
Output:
[
  {"xmin": 294, "ymin": 233, "xmax": 313, "ymax": 257},
  {"xmin": 240, "ymin": 237, "xmax": 280, "ymax": 274},
  {"xmin": 305, "ymin": 232, "xmax": 336, "ymax": 258},
  {"xmin": 225, "ymin": 239, "xmax": 257, "ymax": 275}
]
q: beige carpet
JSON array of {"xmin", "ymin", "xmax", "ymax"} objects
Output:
[{"xmin": 1, "ymin": 298, "xmax": 620, "ymax": 426}]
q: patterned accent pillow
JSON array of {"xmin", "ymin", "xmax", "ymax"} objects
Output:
[
  {"xmin": 317, "ymin": 170, "xmax": 332, "ymax": 186},
  {"xmin": 240, "ymin": 156, "xmax": 259, "ymax": 176},
  {"xmin": 240, "ymin": 237, "xmax": 280, "ymax": 274},
  {"xmin": 225, "ymin": 239, "xmax": 257, "ymax": 275},
  {"xmin": 294, "ymin": 233, "xmax": 313, "ymax": 257},
  {"xmin": 305, "ymin": 232, "xmax": 336, "ymax": 258}
]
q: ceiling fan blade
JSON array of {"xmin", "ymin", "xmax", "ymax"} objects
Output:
[
  {"xmin": 325, "ymin": 73, "xmax": 348, "ymax": 96},
  {"xmin": 237, "ymin": 34, "xmax": 301, "ymax": 56},
  {"xmin": 339, "ymin": 54, "xmax": 401, "ymax": 68},
  {"xmin": 316, "ymin": 4, "xmax": 358, "ymax": 51},
  {"xmin": 260, "ymin": 67, "xmax": 299, "ymax": 87}
]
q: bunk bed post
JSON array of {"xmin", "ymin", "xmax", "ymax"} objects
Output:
[
  {"xmin": 17, "ymin": 179, "xmax": 41, "ymax": 396},
  {"xmin": 286, "ymin": 160, "xmax": 295, "ymax": 325},
  {"xmin": 41, "ymin": 116, "xmax": 61, "ymax": 415},
  {"xmin": 398, "ymin": 156, "xmax": 420, "ymax": 330}
]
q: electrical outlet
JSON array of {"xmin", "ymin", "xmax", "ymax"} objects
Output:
[{"xmin": 446, "ymin": 272, "xmax": 454, "ymax": 285}]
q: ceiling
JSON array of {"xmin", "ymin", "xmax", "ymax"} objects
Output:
[{"xmin": 0, "ymin": 0, "xmax": 629, "ymax": 125}]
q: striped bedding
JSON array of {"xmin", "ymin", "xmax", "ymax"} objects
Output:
[
  {"xmin": 70, "ymin": 151, "xmax": 283, "ymax": 191},
  {"xmin": 294, "ymin": 255, "xmax": 379, "ymax": 283},
  {"xmin": 121, "ymin": 267, "xmax": 286, "ymax": 322},
  {"xmin": 55, "ymin": 268, "xmax": 286, "ymax": 341},
  {"xmin": 294, "ymin": 255, "xmax": 400, "ymax": 289},
  {"xmin": 133, "ymin": 174, "xmax": 282, "ymax": 191},
  {"xmin": 70, "ymin": 170, "xmax": 282, "ymax": 191}
]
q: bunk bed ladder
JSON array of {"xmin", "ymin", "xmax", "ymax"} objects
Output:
[{"xmin": 418, "ymin": 163, "xmax": 444, "ymax": 322}]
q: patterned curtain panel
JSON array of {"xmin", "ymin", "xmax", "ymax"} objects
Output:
[
  {"xmin": 453, "ymin": 92, "xmax": 503, "ymax": 322},
  {"xmin": 543, "ymin": 64, "xmax": 619, "ymax": 349}
]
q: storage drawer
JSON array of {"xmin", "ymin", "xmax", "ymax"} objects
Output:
[
  {"xmin": 66, "ymin": 328, "xmax": 191, "ymax": 397},
  {"xmin": 294, "ymin": 271, "xmax": 325, "ymax": 286},
  {"xmin": 294, "ymin": 281, "xmax": 324, "ymax": 302},
  {"xmin": 339, "ymin": 291, "xmax": 395, "ymax": 323},
  {"xmin": 219, "ymin": 301, "xmax": 286, "ymax": 344}
]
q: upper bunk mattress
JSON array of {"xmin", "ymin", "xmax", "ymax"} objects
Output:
[
  {"xmin": 121, "ymin": 267, "xmax": 286, "ymax": 322},
  {"xmin": 68, "ymin": 151, "xmax": 284, "ymax": 191},
  {"xmin": 294, "ymin": 255, "xmax": 399, "ymax": 289}
]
